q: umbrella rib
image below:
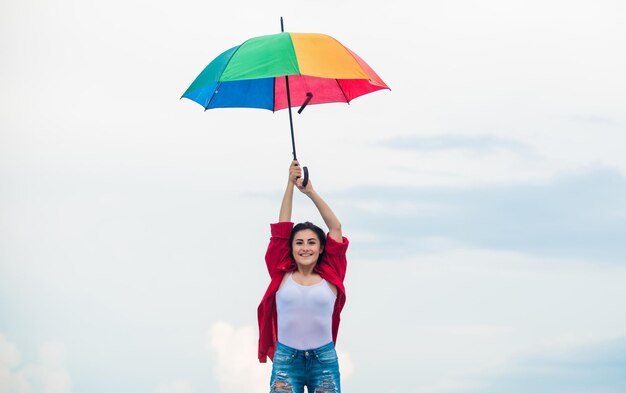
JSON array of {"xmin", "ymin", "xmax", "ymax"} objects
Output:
[
  {"xmin": 204, "ymin": 82, "xmax": 222, "ymax": 110},
  {"xmin": 328, "ymin": 35, "xmax": 389, "ymax": 92},
  {"xmin": 221, "ymin": 37, "xmax": 253, "ymax": 77},
  {"xmin": 334, "ymin": 79, "xmax": 350, "ymax": 104},
  {"xmin": 205, "ymin": 36, "xmax": 257, "ymax": 110},
  {"xmin": 272, "ymin": 76, "xmax": 277, "ymax": 113}
]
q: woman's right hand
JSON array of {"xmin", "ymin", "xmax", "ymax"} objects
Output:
[{"xmin": 288, "ymin": 160, "xmax": 302, "ymax": 184}]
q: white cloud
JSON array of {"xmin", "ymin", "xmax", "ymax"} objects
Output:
[
  {"xmin": 37, "ymin": 343, "xmax": 71, "ymax": 393},
  {"xmin": 336, "ymin": 349, "xmax": 354, "ymax": 379},
  {"xmin": 207, "ymin": 321, "xmax": 354, "ymax": 393},
  {"xmin": 0, "ymin": 334, "xmax": 30, "ymax": 393},
  {"xmin": 208, "ymin": 321, "xmax": 271, "ymax": 393},
  {"xmin": 0, "ymin": 335, "xmax": 70, "ymax": 393}
]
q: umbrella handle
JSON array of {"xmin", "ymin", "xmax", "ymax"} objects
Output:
[
  {"xmin": 302, "ymin": 166, "xmax": 309, "ymax": 187},
  {"xmin": 298, "ymin": 92, "xmax": 313, "ymax": 114}
]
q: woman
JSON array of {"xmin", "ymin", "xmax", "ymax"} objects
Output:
[{"xmin": 257, "ymin": 160, "xmax": 349, "ymax": 393}]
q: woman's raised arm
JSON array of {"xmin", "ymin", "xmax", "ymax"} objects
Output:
[
  {"xmin": 295, "ymin": 176, "xmax": 343, "ymax": 243},
  {"xmin": 278, "ymin": 160, "xmax": 302, "ymax": 222}
]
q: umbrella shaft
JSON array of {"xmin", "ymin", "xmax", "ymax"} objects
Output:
[
  {"xmin": 285, "ymin": 75, "xmax": 297, "ymax": 160},
  {"xmin": 280, "ymin": 17, "xmax": 297, "ymax": 160}
]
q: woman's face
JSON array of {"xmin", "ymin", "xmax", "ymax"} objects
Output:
[{"xmin": 292, "ymin": 229, "xmax": 324, "ymax": 266}]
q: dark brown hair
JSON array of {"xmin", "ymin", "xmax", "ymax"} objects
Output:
[{"xmin": 289, "ymin": 222, "xmax": 326, "ymax": 264}]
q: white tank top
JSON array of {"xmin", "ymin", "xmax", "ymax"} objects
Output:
[{"xmin": 276, "ymin": 273, "xmax": 337, "ymax": 350}]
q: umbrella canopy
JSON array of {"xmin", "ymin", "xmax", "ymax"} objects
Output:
[{"xmin": 182, "ymin": 32, "xmax": 389, "ymax": 111}]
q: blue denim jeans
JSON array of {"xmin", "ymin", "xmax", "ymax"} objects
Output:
[{"xmin": 270, "ymin": 341, "xmax": 341, "ymax": 393}]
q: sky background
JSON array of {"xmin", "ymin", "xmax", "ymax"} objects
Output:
[{"xmin": 2, "ymin": 0, "xmax": 626, "ymax": 392}]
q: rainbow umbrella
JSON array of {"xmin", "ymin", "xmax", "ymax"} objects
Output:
[{"xmin": 182, "ymin": 19, "xmax": 389, "ymax": 184}]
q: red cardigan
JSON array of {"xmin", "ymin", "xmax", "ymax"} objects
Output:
[{"xmin": 257, "ymin": 222, "xmax": 349, "ymax": 363}]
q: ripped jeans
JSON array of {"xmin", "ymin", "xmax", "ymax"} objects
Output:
[{"xmin": 270, "ymin": 341, "xmax": 341, "ymax": 393}]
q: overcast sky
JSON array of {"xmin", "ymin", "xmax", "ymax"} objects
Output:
[{"xmin": 2, "ymin": 0, "xmax": 626, "ymax": 392}]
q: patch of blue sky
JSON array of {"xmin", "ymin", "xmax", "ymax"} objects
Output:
[
  {"xmin": 337, "ymin": 168, "xmax": 626, "ymax": 262},
  {"xmin": 381, "ymin": 134, "xmax": 534, "ymax": 156},
  {"xmin": 467, "ymin": 336, "xmax": 626, "ymax": 393}
]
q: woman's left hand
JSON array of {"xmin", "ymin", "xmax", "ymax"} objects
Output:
[{"xmin": 295, "ymin": 177, "xmax": 313, "ymax": 195}]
